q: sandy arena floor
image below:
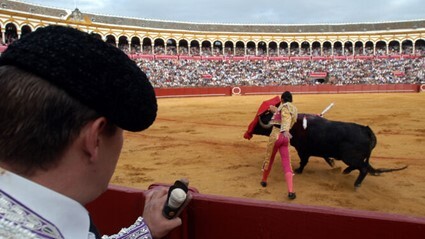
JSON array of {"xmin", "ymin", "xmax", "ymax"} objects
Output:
[{"xmin": 111, "ymin": 93, "xmax": 425, "ymax": 218}]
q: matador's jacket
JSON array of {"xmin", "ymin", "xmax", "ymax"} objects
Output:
[
  {"xmin": 270, "ymin": 102, "xmax": 298, "ymax": 132},
  {"xmin": 244, "ymin": 96, "xmax": 298, "ymax": 170},
  {"xmin": 262, "ymin": 101, "xmax": 298, "ymax": 171}
]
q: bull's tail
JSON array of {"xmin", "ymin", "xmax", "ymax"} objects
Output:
[
  {"xmin": 368, "ymin": 165, "xmax": 408, "ymax": 176},
  {"xmin": 364, "ymin": 126, "xmax": 407, "ymax": 175},
  {"xmin": 366, "ymin": 126, "xmax": 377, "ymax": 151},
  {"xmin": 362, "ymin": 126, "xmax": 377, "ymax": 171}
]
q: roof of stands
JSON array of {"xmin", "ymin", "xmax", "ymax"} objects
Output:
[{"xmin": 1, "ymin": 0, "xmax": 424, "ymax": 33}]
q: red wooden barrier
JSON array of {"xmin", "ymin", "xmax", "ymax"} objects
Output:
[
  {"xmin": 234, "ymin": 84, "xmax": 419, "ymax": 96},
  {"xmin": 155, "ymin": 87, "xmax": 232, "ymax": 98},
  {"xmin": 85, "ymin": 185, "xmax": 146, "ymax": 236},
  {"xmin": 86, "ymin": 185, "xmax": 425, "ymax": 239}
]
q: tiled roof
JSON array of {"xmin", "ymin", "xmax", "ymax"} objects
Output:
[{"xmin": 3, "ymin": 0, "xmax": 424, "ymax": 33}]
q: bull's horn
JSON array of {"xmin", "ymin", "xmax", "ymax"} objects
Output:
[{"xmin": 258, "ymin": 116, "xmax": 274, "ymax": 129}]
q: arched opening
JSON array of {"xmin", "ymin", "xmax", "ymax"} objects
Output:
[
  {"xmin": 5, "ymin": 23, "xmax": 17, "ymax": 44},
  {"xmin": 300, "ymin": 41, "xmax": 310, "ymax": 56},
  {"xmin": 190, "ymin": 40, "xmax": 200, "ymax": 56},
  {"xmin": 166, "ymin": 39, "xmax": 177, "ymax": 55},
  {"xmin": 130, "ymin": 37, "xmax": 141, "ymax": 53},
  {"xmin": 354, "ymin": 41, "xmax": 363, "ymax": 55},
  {"xmin": 388, "ymin": 40, "xmax": 400, "ymax": 55},
  {"xmin": 21, "ymin": 25, "xmax": 32, "ymax": 37},
  {"xmin": 224, "ymin": 41, "xmax": 234, "ymax": 56},
  {"xmin": 118, "ymin": 36, "xmax": 129, "ymax": 53},
  {"xmin": 323, "ymin": 41, "xmax": 332, "ymax": 56},
  {"xmin": 213, "ymin": 40, "xmax": 223, "ymax": 55},
  {"xmin": 179, "ymin": 39, "xmax": 189, "ymax": 55},
  {"xmin": 401, "ymin": 39, "xmax": 413, "ymax": 54},
  {"xmin": 414, "ymin": 39, "xmax": 425, "ymax": 55},
  {"xmin": 376, "ymin": 41, "xmax": 387, "ymax": 55},
  {"xmin": 344, "ymin": 41, "xmax": 353, "ymax": 55},
  {"xmin": 333, "ymin": 41, "xmax": 342, "ymax": 56},
  {"xmin": 142, "ymin": 38, "xmax": 152, "ymax": 54},
  {"xmin": 279, "ymin": 42, "xmax": 289, "ymax": 56},
  {"xmin": 201, "ymin": 40, "xmax": 212, "ymax": 56},
  {"xmin": 154, "ymin": 38, "xmax": 165, "ymax": 55},
  {"xmin": 365, "ymin": 41, "xmax": 374, "ymax": 55},
  {"xmin": 312, "ymin": 41, "xmax": 321, "ymax": 56},
  {"xmin": 289, "ymin": 42, "xmax": 299, "ymax": 56},
  {"xmin": 246, "ymin": 41, "xmax": 255, "ymax": 56},
  {"xmin": 235, "ymin": 41, "xmax": 245, "ymax": 56},
  {"xmin": 269, "ymin": 41, "xmax": 278, "ymax": 56},
  {"xmin": 258, "ymin": 41, "xmax": 267, "ymax": 56},
  {"xmin": 105, "ymin": 35, "xmax": 116, "ymax": 46}
]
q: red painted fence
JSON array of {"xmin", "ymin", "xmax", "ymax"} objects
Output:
[
  {"xmin": 86, "ymin": 184, "xmax": 425, "ymax": 239},
  {"xmin": 154, "ymin": 84, "xmax": 421, "ymax": 98}
]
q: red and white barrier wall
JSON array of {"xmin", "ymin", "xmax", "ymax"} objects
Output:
[{"xmin": 154, "ymin": 84, "xmax": 421, "ymax": 98}]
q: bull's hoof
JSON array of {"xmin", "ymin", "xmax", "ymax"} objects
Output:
[
  {"xmin": 288, "ymin": 192, "xmax": 296, "ymax": 200},
  {"xmin": 294, "ymin": 168, "xmax": 303, "ymax": 174},
  {"xmin": 260, "ymin": 181, "xmax": 267, "ymax": 187},
  {"xmin": 342, "ymin": 167, "xmax": 353, "ymax": 174}
]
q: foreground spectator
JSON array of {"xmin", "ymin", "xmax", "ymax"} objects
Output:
[{"xmin": 0, "ymin": 25, "xmax": 184, "ymax": 239}]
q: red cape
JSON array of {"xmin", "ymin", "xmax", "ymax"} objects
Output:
[{"xmin": 243, "ymin": 96, "xmax": 281, "ymax": 140}]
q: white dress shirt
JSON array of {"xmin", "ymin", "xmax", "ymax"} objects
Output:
[{"xmin": 0, "ymin": 167, "xmax": 91, "ymax": 238}]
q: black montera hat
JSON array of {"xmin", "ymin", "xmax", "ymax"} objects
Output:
[
  {"xmin": 281, "ymin": 91, "xmax": 293, "ymax": 102},
  {"xmin": 0, "ymin": 25, "xmax": 157, "ymax": 132}
]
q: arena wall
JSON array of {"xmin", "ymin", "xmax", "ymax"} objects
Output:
[
  {"xmin": 86, "ymin": 184, "xmax": 425, "ymax": 239},
  {"xmin": 154, "ymin": 84, "xmax": 421, "ymax": 98}
]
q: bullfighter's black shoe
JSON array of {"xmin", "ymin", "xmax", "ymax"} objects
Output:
[
  {"xmin": 288, "ymin": 192, "xmax": 296, "ymax": 200},
  {"xmin": 260, "ymin": 181, "xmax": 267, "ymax": 187}
]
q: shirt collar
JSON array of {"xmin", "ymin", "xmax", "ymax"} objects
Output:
[{"xmin": 0, "ymin": 167, "xmax": 90, "ymax": 239}]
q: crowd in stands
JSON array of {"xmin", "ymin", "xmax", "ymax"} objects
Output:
[
  {"xmin": 1, "ymin": 36, "xmax": 423, "ymax": 88},
  {"xmin": 136, "ymin": 57, "xmax": 424, "ymax": 88},
  {"xmin": 127, "ymin": 44, "xmax": 425, "ymax": 57}
]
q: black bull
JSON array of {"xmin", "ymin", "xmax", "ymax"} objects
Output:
[{"xmin": 253, "ymin": 111, "xmax": 407, "ymax": 188}]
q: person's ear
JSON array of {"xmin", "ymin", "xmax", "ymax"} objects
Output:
[{"xmin": 82, "ymin": 117, "xmax": 107, "ymax": 163}]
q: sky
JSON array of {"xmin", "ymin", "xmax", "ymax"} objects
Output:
[{"xmin": 18, "ymin": 0, "xmax": 425, "ymax": 25}]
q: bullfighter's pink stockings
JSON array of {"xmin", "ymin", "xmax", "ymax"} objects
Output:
[
  {"xmin": 261, "ymin": 145, "xmax": 278, "ymax": 184},
  {"xmin": 285, "ymin": 172, "xmax": 294, "ymax": 193},
  {"xmin": 261, "ymin": 130, "xmax": 295, "ymax": 196},
  {"xmin": 275, "ymin": 133, "xmax": 294, "ymax": 193}
]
